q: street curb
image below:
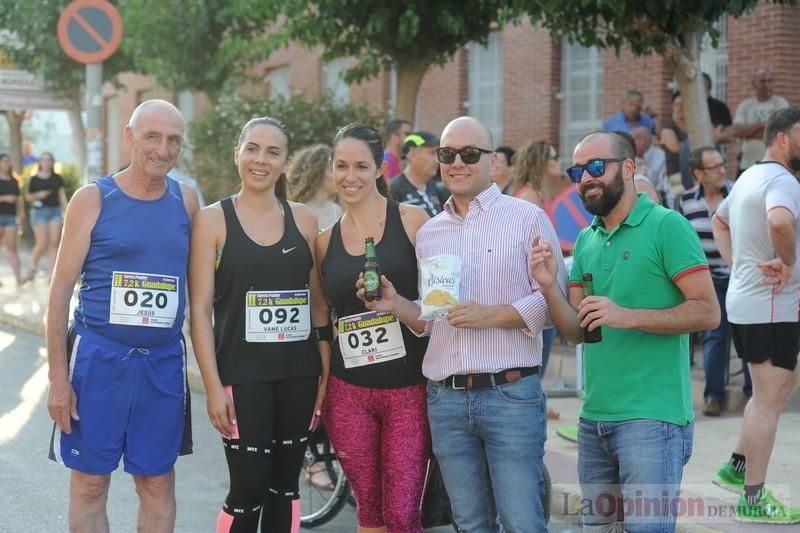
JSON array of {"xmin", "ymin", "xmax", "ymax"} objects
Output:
[
  {"xmin": 0, "ymin": 312, "xmax": 207, "ymax": 395},
  {"xmin": 0, "ymin": 310, "xmax": 45, "ymax": 337}
]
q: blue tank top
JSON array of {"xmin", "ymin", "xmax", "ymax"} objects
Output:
[{"xmin": 73, "ymin": 175, "xmax": 191, "ymax": 347}]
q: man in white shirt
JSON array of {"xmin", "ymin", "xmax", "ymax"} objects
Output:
[
  {"xmin": 733, "ymin": 66, "xmax": 790, "ymax": 175},
  {"xmin": 712, "ymin": 108, "xmax": 800, "ymax": 524}
]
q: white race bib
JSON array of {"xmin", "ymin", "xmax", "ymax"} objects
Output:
[
  {"xmin": 109, "ymin": 271, "xmax": 180, "ymax": 328},
  {"xmin": 245, "ymin": 290, "xmax": 311, "ymax": 343},
  {"xmin": 338, "ymin": 310, "xmax": 406, "ymax": 369}
]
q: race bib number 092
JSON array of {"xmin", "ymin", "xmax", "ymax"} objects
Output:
[
  {"xmin": 338, "ymin": 310, "xmax": 406, "ymax": 369},
  {"xmin": 245, "ymin": 290, "xmax": 311, "ymax": 343},
  {"xmin": 109, "ymin": 271, "xmax": 180, "ymax": 328}
]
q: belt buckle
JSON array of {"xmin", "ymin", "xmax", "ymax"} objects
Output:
[{"xmin": 450, "ymin": 375, "xmax": 466, "ymax": 390}]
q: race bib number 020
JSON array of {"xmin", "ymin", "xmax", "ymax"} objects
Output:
[
  {"xmin": 245, "ymin": 290, "xmax": 311, "ymax": 343},
  {"xmin": 338, "ymin": 310, "xmax": 406, "ymax": 369},
  {"xmin": 109, "ymin": 271, "xmax": 179, "ymax": 328}
]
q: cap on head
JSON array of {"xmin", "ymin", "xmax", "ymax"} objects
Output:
[{"xmin": 402, "ymin": 131, "xmax": 439, "ymax": 157}]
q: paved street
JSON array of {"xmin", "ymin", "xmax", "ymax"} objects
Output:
[{"xmin": 0, "ymin": 324, "xmax": 582, "ymax": 532}]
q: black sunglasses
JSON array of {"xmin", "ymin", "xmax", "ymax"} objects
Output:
[
  {"xmin": 565, "ymin": 158, "xmax": 627, "ymax": 183},
  {"xmin": 436, "ymin": 146, "xmax": 493, "ymax": 165}
]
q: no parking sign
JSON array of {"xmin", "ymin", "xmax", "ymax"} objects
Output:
[{"xmin": 57, "ymin": 0, "xmax": 123, "ymax": 64}]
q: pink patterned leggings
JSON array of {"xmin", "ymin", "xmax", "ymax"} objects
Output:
[{"xmin": 322, "ymin": 376, "xmax": 431, "ymax": 533}]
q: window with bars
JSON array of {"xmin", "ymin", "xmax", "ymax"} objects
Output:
[
  {"xmin": 559, "ymin": 40, "xmax": 604, "ymax": 163},
  {"xmin": 323, "ymin": 58, "xmax": 351, "ymax": 105},
  {"xmin": 699, "ymin": 18, "xmax": 728, "ymax": 101},
  {"xmin": 467, "ymin": 32, "xmax": 503, "ymax": 145}
]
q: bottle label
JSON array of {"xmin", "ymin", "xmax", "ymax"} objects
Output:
[{"xmin": 364, "ymin": 271, "xmax": 380, "ymax": 292}]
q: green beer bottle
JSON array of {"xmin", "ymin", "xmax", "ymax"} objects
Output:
[
  {"xmin": 582, "ymin": 273, "xmax": 602, "ymax": 343},
  {"xmin": 363, "ymin": 237, "xmax": 381, "ymax": 302}
]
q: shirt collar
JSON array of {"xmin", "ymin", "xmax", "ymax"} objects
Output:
[
  {"xmin": 696, "ymin": 181, "xmax": 731, "ymax": 200},
  {"xmin": 590, "ymin": 192, "xmax": 654, "ymax": 231},
  {"xmin": 443, "ymin": 183, "xmax": 501, "ymax": 216}
]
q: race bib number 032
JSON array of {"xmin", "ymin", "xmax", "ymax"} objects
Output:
[
  {"xmin": 338, "ymin": 310, "xmax": 406, "ymax": 369},
  {"xmin": 109, "ymin": 271, "xmax": 179, "ymax": 328},
  {"xmin": 245, "ymin": 290, "xmax": 311, "ymax": 343}
]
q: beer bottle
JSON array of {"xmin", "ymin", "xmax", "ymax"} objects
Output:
[
  {"xmin": 363, "ymin": 237, "xmax": 381, "ymax": 302},
  {"xmin": 582, "ymin": 273, "xmax": 602, "ymax": 343}
]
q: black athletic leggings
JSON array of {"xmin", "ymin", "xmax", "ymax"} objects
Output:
[{"xmin": 216, "ymin": 377, "xmax": 318, "ymax": 533}]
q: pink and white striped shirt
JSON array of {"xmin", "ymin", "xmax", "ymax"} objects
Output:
[{"xmin": 416, "ymin": 184, "xmax": 567, "ymax": 381}]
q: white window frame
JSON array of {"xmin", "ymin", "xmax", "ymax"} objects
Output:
[
  {"xmin": 322, "ymin": 57, "xmax": 351, "ymax": 105},
  {"xmin": 699, "ymin": 18, "xmax": 728, "ymax": 101},
  {"xmin": 467, "ymin": 32, "xmax": 503, "ymax": 145},
  {"xmin": 559, "ymin": 40, "xmax": 604, "ymax": 164},
  {"xmin": 264, "ymin": 66, "xmax": 291, "ymax": 100}
]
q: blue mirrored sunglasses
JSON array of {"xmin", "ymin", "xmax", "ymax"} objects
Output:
[{"xmin": 565, "ymin": 158, "xmax": 627, "ymax": 183}]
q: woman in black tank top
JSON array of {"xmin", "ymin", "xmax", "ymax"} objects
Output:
[
  {"xmin": 316, "ymin": 123, "xmax": 432, "ymax": 531},
  {"xmin": 189, "ymin": 117, "xmax": 332, "ymax": 533}
]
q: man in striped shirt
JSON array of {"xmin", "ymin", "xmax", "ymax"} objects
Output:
[
  {"xmin": 679, "ymin": 146, "xmax": 752, "ymax": 416},
  {"xmin": 360, "ymin": 116, "xmax": 565, "ymax": 531}
]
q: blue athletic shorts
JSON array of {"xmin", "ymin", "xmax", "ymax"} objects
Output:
[{"xmin": 48, "ymin": 325, "xmax": 193, "ymax": 476}]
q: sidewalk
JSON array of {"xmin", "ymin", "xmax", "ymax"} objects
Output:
[{"xmin": 2, "ymin": 247, "xmax": 799, "ymax": 531}]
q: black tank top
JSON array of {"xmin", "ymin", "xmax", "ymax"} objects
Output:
[
  {"xmin": 214, "ymin": 196, "xmax": 321, "ymax": 385},
  {"xmin": 322, "ymin": 200, "xmax": 428, "ymax": 388}
]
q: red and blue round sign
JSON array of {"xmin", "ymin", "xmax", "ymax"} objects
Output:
[{"xmin": 57, "ymin": 0, "xmax": 123, "ymax": 64}]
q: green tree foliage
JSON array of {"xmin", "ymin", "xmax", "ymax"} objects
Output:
[
  {"xmin": 275, "ymin": 0, "xmax": 524, "ymax": 120},
  {"xmin": 518, "ymin": 0, "xmax": 796, "ymax": 149},
  {"xmin": 190, "ymin": 92, "xmax": 386, "ymax": 203},
  {"xmin": 119, "ymin": 0, "xmax": 279, "ymax": 100}
]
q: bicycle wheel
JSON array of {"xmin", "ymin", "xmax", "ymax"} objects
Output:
[{"xmin": 299, "ymin": 434, "xmax": 351, "ymax": 527}]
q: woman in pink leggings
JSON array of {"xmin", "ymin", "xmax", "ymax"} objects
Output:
[{"xmin": 317, "ymin": 123, "xmax": 432, "ymax": 532}]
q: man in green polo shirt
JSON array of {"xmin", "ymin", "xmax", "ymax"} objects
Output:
[{"xmin": 530, "ymin": 131, "xmax": 720, "ymax": 532}]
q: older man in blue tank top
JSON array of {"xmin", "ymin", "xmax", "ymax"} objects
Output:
[{"xmin": 46, "ymin": 100, "xmax": 200, "ymax": 532}]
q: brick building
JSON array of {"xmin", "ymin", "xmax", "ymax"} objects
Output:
[{"xmin": 102, "ymin": 3, "xmax": 799, "ymax": 177}]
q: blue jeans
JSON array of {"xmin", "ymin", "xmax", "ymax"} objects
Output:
[
  {"xmin": 578, "ymin": 418, "xmax": 693, "ymax": 533},
  {"xmin": 704, "ymin": 276, "xmax": 752, "ymax": 400},
  {"xmin": 427, "ymin": 374, "xmax": 548, "ymax": 533},
  {"xmin": 0, "ymin": 214, "xmax": 17, "ymax": 227},
  {"xmin": 31, "ymin": 206, "xmax": 62, "ymax": 225},
  {"xmin": 541, "ymin": 328, "xmax": 555, "ymax": 376}
]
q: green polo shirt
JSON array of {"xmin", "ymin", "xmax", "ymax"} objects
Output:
[{"xmin": 570, "ymin": 194, "xmax": 708, "ymax": 424}]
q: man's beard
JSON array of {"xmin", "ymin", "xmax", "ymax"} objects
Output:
[
  {"xmin": 788, "ymin": 156, "xmax": 800, "ymax": 173},
  {"xmin": 579, "ymin": 165, "xmax": 625, "ymax": 216}
]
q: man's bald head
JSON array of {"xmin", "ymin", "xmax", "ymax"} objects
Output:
[
  {"xmin": 128, "ymin": 99, "xmax": 184, "ymax": 135},
  {"xmin": 441, "ymin": 116, "xmax": 493, "ymax": 150}
]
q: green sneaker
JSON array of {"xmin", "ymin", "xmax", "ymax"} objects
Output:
[
  {"xmin": 712, "ymin": 462, "xmax": 744, "ymax": 494},
  {"xmin": 734, "ymin": 490, "xmax": 800, "ymax": 524}
]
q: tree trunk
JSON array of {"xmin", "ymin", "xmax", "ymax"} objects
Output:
[
  {"xmin": 65, "ymin": 96, "xmax": 87, "ymax": 178},
  {"xmin": 672, "ymin": 31, "xmax": 714, "ymax": 150},
  {"xmin": 3, "ymin": 111, "xmax": 24, "ymax": 173},
  {"xmin": 394, "ymin": 62, "xmax": 430, "ymax": 125}
]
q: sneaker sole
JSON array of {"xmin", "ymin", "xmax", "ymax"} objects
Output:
[
  {"xmin": 712, "ymin": 478, "xmax": 744, "ymax": 494},
  {"xmin": 734, "ymin": 515, "xmax": 800, "ymax": 525}
]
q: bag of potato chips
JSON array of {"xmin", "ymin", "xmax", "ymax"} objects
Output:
[{"xmin": 419, "ymin": 254, "xmax": 462, "ymax": 320}]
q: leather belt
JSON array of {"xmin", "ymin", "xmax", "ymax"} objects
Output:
[{"xmin": 441, "ymin": 366, "xmax": 539, "ymax": 390}]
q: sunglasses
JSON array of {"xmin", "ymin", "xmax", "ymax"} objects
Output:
[
  {"xmin": 565, "ymin": 158, "xmax": 627, "ymax": 183},
  {"xmin": 436, "ymin": 146, "xmax": 493, "ymax": 164}
]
